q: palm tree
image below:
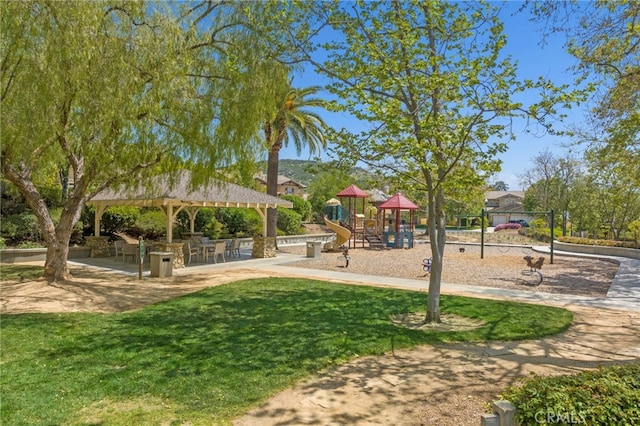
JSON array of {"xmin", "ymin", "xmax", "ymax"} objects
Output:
[{"xmin": 263, "ymin": 84, "xmax": 327, "ymax": 240}]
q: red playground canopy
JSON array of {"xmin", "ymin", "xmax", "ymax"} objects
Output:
[
  {"xmin": 336, "ymin": 184, "xmax": 369, "ymax": 198},
  {"xmin": 378, "ymin": 192, "xmax": 419, "ymax": 210}
]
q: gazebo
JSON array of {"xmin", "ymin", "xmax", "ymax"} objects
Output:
[
  {"xmin": 378, "ymin": 192, "xmax": 419, "ymax": 248},
  {"xmin": 86, "ymin": 171, "xmax": 293, "ymax": 265},
  {"xmin": 336, "ymin": 184, "xmax": 370, "ymax": 249}
]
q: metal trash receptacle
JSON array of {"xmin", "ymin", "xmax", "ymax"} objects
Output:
[
  {"xmin": 306, "ymin": 241, "xmax": 322, "ymax": 258},
  {"xmin": 150, "ymin": 252, "xmax": 173, "ymax": 277}
]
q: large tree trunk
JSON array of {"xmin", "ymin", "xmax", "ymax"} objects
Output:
[
  {"xmin": 3, "ymin": 166, "xmax": 85, "ymax": 282},
  {"xmin": 266, "ymin": 146, "xmax": 280, "ymax": 243},
  {"xmin": 43, "ymin": 188, "xmax": 86, "ymax": 281},
  {"xmin": 44, "ymin": 241, "xmax": 72, "ymax": 282}
]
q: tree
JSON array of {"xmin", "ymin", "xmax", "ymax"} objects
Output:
[
  {"xmin": 306, "ymin": 165, "xmax": 354, "ymax": 219},
  {"xmin": 1, "ymin": 1, "xmax": 287, "ymax": 282},
  {"xmin": 263, "ymin": 83, "xmax": 327, "ymax": 240},
  {"xmin": 567, "ymin": 174, "xmax": 601, "ymax": 237},
  {"xmin": 520, "ymin": 149, "xmax": 579, "ymax": 232},
  {"xmin": 290, "ymin": 0, "xmax": 575, "ymax": 323},
  {"xmin": 629, "ymin": 220, "xmax": 640, "ymax": 248},
  {"xmin": 585, "ymin": 153, "xmax": 640, "ymax": 240},
  {"xmin": 488, "ymin": 180, "xmax": 509, "ymax": 191},
  {"xmin": 527, "ymin": 1, "xmax": 639, "ymax": 188}
]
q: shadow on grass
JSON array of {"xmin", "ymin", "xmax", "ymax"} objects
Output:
[{"xmin": 1, "ymin": 278, "xmax": 572, "ymax": 424}]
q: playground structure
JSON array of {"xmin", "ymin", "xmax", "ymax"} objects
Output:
[
  {"xmin": 323, "ymin": 184, "xmax": 419, "ymax": 251},
  {"xmin": 323, "ymin": 216, "xmax": 351, "ymax": 252},
  {"xmin": 378, "ymin": 192, "xmax": 419, "ymax": 249}
]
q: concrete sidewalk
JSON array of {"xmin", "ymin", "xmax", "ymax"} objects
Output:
[
  {"xmin": 70, "ymin": 245, "xmax": 640, "ymax": 313},
  {"xmin": 234, "ymin": 247, "xmax": 640, "ymax": 313}
]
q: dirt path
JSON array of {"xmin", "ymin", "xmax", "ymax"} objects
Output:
[{"xmin": 233, "ymin": 306, "xmax": 640, "ymax": 425}]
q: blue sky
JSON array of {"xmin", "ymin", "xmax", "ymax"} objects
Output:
[{"xmin": 279, "ymin": 1, "xmax": 588, "ymax": 191}]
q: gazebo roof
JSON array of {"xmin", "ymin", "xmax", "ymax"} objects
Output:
[
  {"xmin": 336, "ymin": 184, "xmax": 369, "ymax": 198},
  {"xmin": 378, "ymin": 192, "xmax": 419, "ymax": 210},
  {"xmin": 88, "ymin": 170, "xmax": 293, "ymax": 209}
]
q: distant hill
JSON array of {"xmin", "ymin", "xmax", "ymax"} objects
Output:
[
  {"xmin": 266, "ymin": 159, "xmax": 375, "ymax": 186},
  {"xmin": 277, "ymin": 159, "xmax": 317, "ymax": 185}
]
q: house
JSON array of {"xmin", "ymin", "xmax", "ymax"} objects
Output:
[
  {"xmin": 254, "ymin": 173, "xmax": 308, "ymax": 199},
  {"xmin": 484, "ymin": 190, "xmax": 532, "ymax": 226}
]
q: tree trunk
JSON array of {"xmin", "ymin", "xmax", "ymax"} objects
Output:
[
  {"xmin": 3, "ymin": 166, "xmax": 85, "ymax": 282},
  {"xmin": 266, "ymin": 146, "xmax": 280, "ymax": 243},
  {"xmin": 425, "ymin": 183, "xmax": 447, "ymax": 324},
  {"xmin": 44, "ymin": 242, "xmax": 72, "ymax": 282},
  {"xmin": 426, "ymin": 208, "xmax": 446, "ymax": 323}
]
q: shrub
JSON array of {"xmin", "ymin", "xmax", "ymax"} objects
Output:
[
  {"xmin": 280, "ymin": 195, "xmax": 312, "ymax": 222},
  {"xmin": 17, "ymin": 241, "xmax": 45, "ymax": 248},
  {"xmin": 69, "ymin": 222, "xmax": 85, "ymax": 246},
  {"xmin": 0, "ymin": 213, "xmax": 42, "ymax": 246},
  {"xmin": 201, "ymin": 215, "xmax": 223, "ymax": 240},
  {"xmin": 101, "ymin": 206, "xmax": 140, "ymax": 235},
  {"xmin": 494, "ymin": 223, "xmax": 521, "ymax": 231},
  {"xmin": 500, "ymin": 364, "xmax": 640, "ymax": 425},
  {"xmin": 529, "ymin": 218, "xmax": 547, "ymax": 229},
  {"xmin": 132, "ymin": 209, "xmax": 167, "ymax": 240},
  {"xmin": 556, "ymin": 236, "xmax": 635, "ymax": 248},
  {"xmin": 216, "ymin": 208, "xmax": 261, "ymax": 237},
  {"xmin": 277, "ymin": 207, "xmax": 303, "ymax": 235},
  {"xmin": 0, "ymin": 236, "xmax": 6, "ymax": 249}
]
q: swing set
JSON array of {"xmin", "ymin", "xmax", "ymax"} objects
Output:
[{"xmin": 479, "ymin": 208, "xmax": 555, "ymax": 264}]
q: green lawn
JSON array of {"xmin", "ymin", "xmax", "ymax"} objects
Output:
[
  {"xmin": 0, "ymin": 264, "xmax": 45, "ymax": 282},
  {"xmin": 1, "ymin": 277, "xmax": 573, "ymax": 425}
]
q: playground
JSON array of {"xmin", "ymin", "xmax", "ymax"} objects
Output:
[
  {"xmin": 322, "ymin": 184, "xmax": 420, "ymax": 251},
  {"xmin": 280, "ymin": 243, "xmax": 617, "ymax": 297}
]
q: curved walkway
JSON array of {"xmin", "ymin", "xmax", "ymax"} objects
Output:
[{"xmin": 213, "ymin": 247, "xmax": 639, "ymax": 313}]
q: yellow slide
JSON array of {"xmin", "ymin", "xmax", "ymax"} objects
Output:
[{"xmin": 323, "ymin": 216, "xmax": 351, "ymax": 251}]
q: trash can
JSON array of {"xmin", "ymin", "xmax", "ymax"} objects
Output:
[
  {"xmin": 306, "ymin": 241, "xmax": 322, "ymax": 258},
  {"xmin": 150, "ymin": 252, "xmax": 173, "ymax": 277}
]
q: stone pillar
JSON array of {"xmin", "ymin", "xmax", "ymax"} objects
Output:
[
  {"xmin": 480, "ymin": 413, "xmax": 500, "ymax": 426},
  {"xmin": 492, "ymin": 401, "xmax": 516, "ymax": 426},
  {"xmin": 152, "ymin": 241, "xmax": 186, "ymax": 269},
  {"xmin": 86, "ymin": 236, "xmax": 111, "ymax": 258},
  {"xmin": 252, "ymin": 237, "xmax": 276, "ymax": 258},
  {"xmin": 182, "ymin": 232, "xmax": 203, "ymax": 245}
]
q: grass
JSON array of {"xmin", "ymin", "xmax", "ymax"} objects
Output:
[
  {"xmin": 1, "ymin": 277, "xmax": 573, "ymax": 425},
  {"xmin": 0, "ymin": 264, "xmax": 45, "ymax": 281}
]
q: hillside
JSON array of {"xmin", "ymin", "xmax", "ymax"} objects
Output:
[
  {"xmin": 265, "ymin": 159, "xmax": 375, "ymax": 186},
  {"xmin": 276, "ymin": 159, "xmax": 318, "ymax": 185}
]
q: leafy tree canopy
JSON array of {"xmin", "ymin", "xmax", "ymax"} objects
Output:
[
  {"xmin": 0, "ymin": 1, "xmax": 289, "ymax": 281},
  {"xmin": 283, "ymin": 0, "xmax": 582, "ymax": 322}
]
